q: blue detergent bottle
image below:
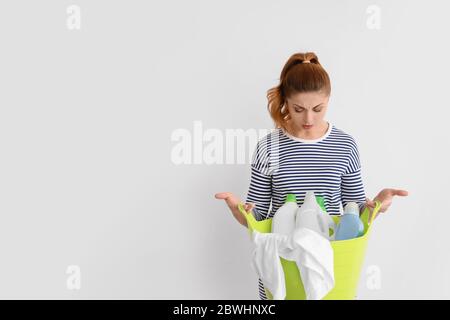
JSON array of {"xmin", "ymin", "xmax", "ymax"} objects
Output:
[{"xmin": 334, "ymin": 202, "xmax": 364, "ymax": 241}]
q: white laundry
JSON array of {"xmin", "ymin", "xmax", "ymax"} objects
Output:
[
  {"xmin": 251, "ymin": 227, "xmax": 335, "ymax": 300},
  {"xmin": 251, "ymin": 231, "xmax": 288, "ymax": 300},
  {"xmin": 282, "ymin": 227, "xmax": 335, "ymax": 300}
]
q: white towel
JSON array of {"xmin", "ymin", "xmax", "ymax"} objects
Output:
[
  {"xmin": 251, "ymin": 228, "xmax": 335, "ymax": 300},
  {"xmin": 251, "ymin": 231, "xmax": 288, "ymax": 300}
]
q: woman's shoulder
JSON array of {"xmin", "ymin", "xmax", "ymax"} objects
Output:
[
  {"xmin": 254, "ymin": 128, "xmax": 283, "ymax": 149},
  {"xmin": 329, "ymin": 124, "xmax": 359, "ymax": 148}
]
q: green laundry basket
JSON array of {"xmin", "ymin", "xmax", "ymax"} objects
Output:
[{"xmin": 238, "ymin": 197, "xmax": 382, "ymax": 300}]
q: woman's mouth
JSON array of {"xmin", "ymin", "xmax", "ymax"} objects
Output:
[{"xmin": 303, "ymin": 125, "xmax": 313, "ymax": 129}]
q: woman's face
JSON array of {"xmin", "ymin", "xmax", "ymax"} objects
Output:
[{"xmin": 285, "ymin": 91, "xmax": 329, "ymax": 133}]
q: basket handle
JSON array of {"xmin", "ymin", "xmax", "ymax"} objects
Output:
[
  {"xmin": 368, "ymin": 200, "xmax": 382, "ymax": 227},
  {"xmin": 237, "ymin": 203, "xmax": 258, "ymax": 237},
  {"xmin": 238, "ymin": 203, "xmax": 248, "ymax": 220},
  {"xmin": 238, "ymin": 203, "xmax": 253, "ymax": 228}
]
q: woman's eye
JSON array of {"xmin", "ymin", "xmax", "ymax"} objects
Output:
[{"xmin": 294, "ymin": 108, "xmax": 322, "ymax": 113}]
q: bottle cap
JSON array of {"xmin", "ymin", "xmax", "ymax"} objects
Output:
[
  {"xmin": 344, "ymin": 202, "xmax": 360, "ymax": 216},
  {"xmin": 315, "ymin": 195, "xmax": 327, "ymax": 213},
  {"xmin": 286, "ymin": 194, "xmax": 297, "ymax": 203}
]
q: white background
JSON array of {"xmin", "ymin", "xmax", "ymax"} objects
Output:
[{"xmin": 0, "ymin": 0, "xmax": 448, "ymax": 299}]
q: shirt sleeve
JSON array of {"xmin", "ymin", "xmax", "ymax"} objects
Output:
[
  {"xmin": 341, "ymin": 138, "xmax": 366, "ymax": 213},
  {"xmin": 245, "ymin": 136, "xmax": 273, "ymax": 221}
]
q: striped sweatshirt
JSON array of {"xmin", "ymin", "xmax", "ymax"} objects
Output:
[{"xmin": 245, "ymin": 121, "xmax": 366, "ymax": 300}]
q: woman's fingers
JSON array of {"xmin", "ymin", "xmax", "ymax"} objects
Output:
[
  {"xmin": 244, "ymin": 202, "xmax": 255, "ymax": 212},
  {"xmin": 215, "ymin": 192, "xmax": 242, "ymax": 210},
  {"xmin": 394, "ymin": 189, "xmax": 409, "ymax": 196},
  {"xmin": 214, "ymin": 192, "xmax": 232, "ymax": 200},
  {"xmin": 365, "ymin": 197, "xmax": 375, "ymax": 207}
]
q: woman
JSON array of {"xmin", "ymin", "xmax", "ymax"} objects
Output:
[{"xmin": 215, "ymin": 52, "xmax": 408, "ymax": 300}]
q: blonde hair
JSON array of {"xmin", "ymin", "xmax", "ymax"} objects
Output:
[{"xmin": 267, "ymin": 52, "xmax": 331, "ymax": 131}]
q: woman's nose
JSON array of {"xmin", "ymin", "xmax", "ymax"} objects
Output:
[{"xmin": 305, "ymin": 111, "xmax": 314, "ymax": 124}]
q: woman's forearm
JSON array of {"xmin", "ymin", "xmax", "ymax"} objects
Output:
[{"xmin": 232, "ymin": 206, "xmax": 248, "ymax": 228}]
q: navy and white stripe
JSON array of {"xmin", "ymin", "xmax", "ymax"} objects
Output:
[{"xmin": 245, "ymin": 122, "xmax": 366, "ymax": 300}]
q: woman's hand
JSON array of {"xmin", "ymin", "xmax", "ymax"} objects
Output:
[
  {"xmin": 215, "ymin": 192, "xmax": 255, "ymax": 227},
  {"xmin": 365, "ymin": 188, "xmax": 409, "ymax": 219}
]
